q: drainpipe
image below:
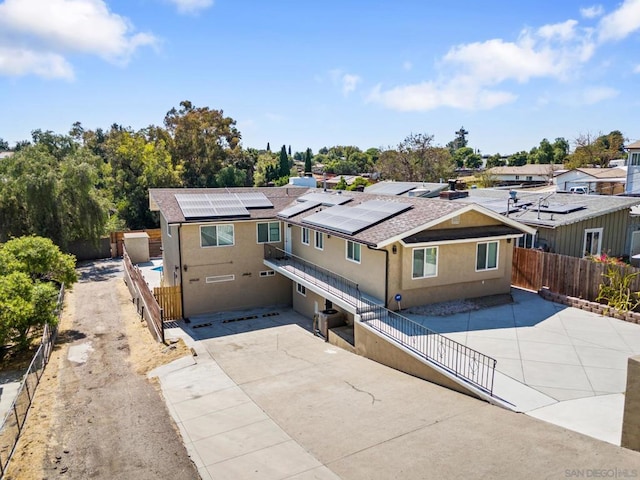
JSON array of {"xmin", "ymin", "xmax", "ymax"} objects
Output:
[
  {"xmin": 177, "ymin": 224, "xmax": 185, "ymax": 321},
  {"xmin": 368, "ymin": 245, "xmax": 389, "ymax": 309}
]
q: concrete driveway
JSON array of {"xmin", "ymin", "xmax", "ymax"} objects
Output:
[
  {"xmin": 405, "ymin": 287, "xmax": 640, "ymax": 445},
  {"xmin": 150, "ymin": 306, "xmax": 640, "ymax": 480}
]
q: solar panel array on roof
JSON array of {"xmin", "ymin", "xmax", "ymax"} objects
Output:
[
  {"xmin": 365, "ymin": 183, "xmax": 416, "ymax": 196},
  {"xmin": 175, "ymin": 192, "xmax": 272, "ymax": 220},
  {"xmin": 278, "ymin": 200, "xmax": 321, "ymax": 218},
  {"xmin": 298, "ymin": 192, "xmax": 353, "ymax": 206},
  {"xmin": 303, "ymin": 200, "xmax": 412, "ymax": 235}
]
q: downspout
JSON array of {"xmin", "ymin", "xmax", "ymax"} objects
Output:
[
  {"xmin": 368, "ymin": 245, "xmax": 389, "ymax": 309},
  {"xmin": 178, "ymin": 224, "xmax": 185, "ymax": 321}
]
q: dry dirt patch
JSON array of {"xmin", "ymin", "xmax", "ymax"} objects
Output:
[{"xmin": 4, "ymin": 279, "xmax": 194, "ymax": 479}]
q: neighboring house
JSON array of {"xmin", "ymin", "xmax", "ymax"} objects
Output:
[
  {"xmin": 625, "ymin": 140, "xmax": 640, "ymax": 194},
  {"xmin": 0, "ymin": 151, "xmax": 14, "ymax": 160},
  {"xmin": 364, "ymin": 181, "xmax": 448, "ymax": 198},
  {"xmin": 486, "ymin": 165, "xmax": 559, "ymax": 186},
  {"xmin": 446, "ymin": 188, "xmax": 640, "ymax": 258},
  {"xmin": 555, "ymin": 167, "xmax": 626, "ymax": 195},
  {"xmin": 149, "ymin": 187, "xmax": 534, "ymax": 322}
]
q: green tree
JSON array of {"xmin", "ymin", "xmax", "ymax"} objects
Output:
[
  {"xmin": 347, "ymin": 176, "xmax": 370, "ymax": 191},
  {"xmin": 164, "ymin": 100, "xmax": 241, "ymax": 187},
  {"xmin": 335, "ymin": 176, "xmax": 348, "ymax": 190},
  {"xmin": 486, "ymin": 153, "xmax": 506, "ymax": 168},
  {"xmin": 446, "ymin": 126, "xmax": 469, "ymax": 153},
  {"xmin": 279, "ymin": 145, "xmax": 289, "ymax": 177},
  {"xmin": 529, "ymin": 138, "xmax": 554, "ymax": 164},
  {"xmin": 453, "ymin": 147, "xmax": 481, "ymax": 169},
  {"xmin": 254, "ymin": 152, "xmax": 278, "ymax": 186},
  {"xmin": 377, "ymin": 133, "xmax": 455, "ymax": 182},
  {"xmin": 507, "ymin": 151, "xmax": 529, "ymax": 166},
  {"xmin": 567, "ymin": 131, "xmax": 626, "ymax": 169},
  {"xmin": 0, "ymin": 236, "xmax": 78, "ymax": 286},
  {"xmin": 215, "ymin": 165, "xmax": 246, "ymax": 187},
  {"xmin": 304, "ymin": 148, "xmax": 313, "ymax": 173},
  {"xmin": 552, "ymin": 137, "xmax": 570, "ymax": 164},
  {"xmin": 0, "ymin": 137, "xmax": 9, "ymax": 150}
]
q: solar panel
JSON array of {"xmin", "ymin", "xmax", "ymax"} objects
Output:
[
  {"xmin": 365, "ymin": 183, "xmax": 416, "ymax": 196},
  {"xmin": 298, "ymin": 192, "xmax": 353, "ymax": 206},
  {"xmin": 176, "ymin": 193, "xmax": 251, "ymax": 219},
  {"xmin": 278, "ymin": 200, "xmax": 321, "ymax": 218},
  {"xmin": 234, "ymin": 192, "xmax": 273, "ymax": 208},
  {"xmin": 303, "ymin": 200, "xmax": 412, "ymax": 235}
]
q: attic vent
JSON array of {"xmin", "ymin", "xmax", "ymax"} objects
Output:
[{"xmin": 451, "ymin": 215, "xmax": 460, "ymax": 225}]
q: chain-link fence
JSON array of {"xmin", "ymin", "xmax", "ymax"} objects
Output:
[{"xmin": 0, "ymin": 285, "xmax": 64, "ymax": 478}]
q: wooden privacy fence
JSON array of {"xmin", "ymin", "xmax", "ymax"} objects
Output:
[
  {"xmin": 154, "ymin": 285, "xmax": 182, "ymax": 321},
  {"xmin": 123, "ymin": 247, "xmax": 164, "ymax": 343},
  {"xmin": 511, "ymin": 247, "xmax": 640, "ymax": 302}
]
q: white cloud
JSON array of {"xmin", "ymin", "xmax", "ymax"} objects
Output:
[
  {"xmin": 166, "ymin": 0, "xmax": 214, "ymax": 14},
  {"xmin": 342, "ymin": 73, "xmax": 361, "ymax": 96},
  {"xmin": 0, "ymin": 0, "xmax": 156, "ymax": 78},
  {"xmin": 597, "ymin": 0, "xmax": 640, "ymax": 42},
  {"xmin": 580, "ymin": 5, "xmax": 604, "ymax": 19},
  {"xmin": 0, "ymin": 46, "xmax": 74, "ymax": 79},
  {"xmin": 329, "ymin": 69, "xmax": 361, "ymax": 96},
  {"xmin": 537, "ymin": 19, "xmax": 579, "ymax": 41},
  {"xmin": 580, "ymin": 86, "xmax": 619, "ymax": 104}
]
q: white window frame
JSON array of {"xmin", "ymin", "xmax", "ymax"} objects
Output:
[
  {"xmin": 296, "ymin": 283, "xmax": 306, "ymax": 296},
  {"xmin": 259, "ymin": 270, "xmax": 275, "ymax": 277},
  {"xmin": 200, "ymin": 224, "xmax": 234, "ymax": 248},
  {"xmin": 257, "ymin": 221, "xmax": 281, "ymax": 244},
  {"xmin": 476, "ymin": 241, "xmax": 499, "ymax": 271},
  {"xmin": 412, "ymin": 246, "xmax": 438, "ymax": 279},
  {"xmin": 583, "ymin": 227, "xmax": 603, "ymax": 257},
  {"xmin": 301, "ymin": 227, "xmax": 310, "ymax": 246},
  {"xmin": 315, "ymin": 231, "xmax": 324, "ymax": 250},
  {"xmin": 346, "ymin": 241, "xmax": 361, "ymax": 264},
  {"xmin": 206, "ymin": 274, "xmax": 235, "ymax": 283},
  {"xmin": 166, "ymin": 220, "xmax": 172, "ymax": 238},
  {"xmin": 630, "ymin": 152, "xmax": 640, "ymax": 166},
  {"xmin": 517, "ymin": 233, "xmax": 536, "ymax": 249}
]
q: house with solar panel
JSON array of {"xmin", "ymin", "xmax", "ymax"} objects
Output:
[{"xmin": 149, "ymin": 187, "xmax": 536, "ymax": 327}]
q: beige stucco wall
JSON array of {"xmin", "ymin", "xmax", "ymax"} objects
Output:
[
  {"xmin": 290, "ymin": 225, "xmax": 386, "ymax": 300},
  {"xmin": 179, "ymin": 220, "xmax": 292, "ymax": 317},
  {"xmin": 621, "ymin": 354, "xmax": 640, "ymax": 451},
  {"xmin": 354, "ymin": 321, "xmax": 480, "ymax": 398},
  {"xmin": 124, "ymin": 232, "xmax": 150, "ymax": 264},
  {"xmin": 429, "ymin": 210, "xmax": 502, "ymax": 230},
  {"xmin": 291, "ymin": 283, "xmax": 352, "ymax": 323},
  {"xmin": 160, "ymin": 215, "xmax": 182, "ymax": 287}
]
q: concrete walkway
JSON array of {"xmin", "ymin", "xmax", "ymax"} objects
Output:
[
  {"xmin": 404, "ymin": 287, "xmax": 640, "ymax": 445},
  {"xmin": 150, "ymin": 307, "xmax": 640, "ymax": 480}
]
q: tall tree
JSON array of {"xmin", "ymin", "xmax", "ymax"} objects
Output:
[
  {"xmin": 304, "ymin": 148, "xmax": 312, "ymax": 173},
  {"xmin": 529, "ymin": 138, "xmax": 554, "ymax": 164},
  {"xmin": 486, "ymin": 153, "xmax": 506, "ymax": 168},
  {"xmin": 164, "ymin": 100, "xmax": 241, "ymax": 187},
  {"xmin": 266, "ymin": 142, "xmax": 270, "ymax": 152},
  {"xmin": 279, "ymin": 145, "xmax": 289, "ymax": 177},
  {"xmin": 568, "ymin": 131, "xmax": 626, "ymax": 168},
  {"xmin": 0, "ymin": 137, "xmax": 9, "ymax": 150},
  {"xmin": 447, "ymin": 126, "xmax": 469, "ymax": 153},
  {"xmin": 507, "ymin": 151, "xmax": 529, "ymax": 166},
  {"xmin": 377, "ymin": 133, "xmax": 455, "ymax": 182}
]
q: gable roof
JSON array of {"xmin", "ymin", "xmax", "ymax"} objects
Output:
[
  {"xmin": 626, "ymin": 140, "xmax": 640, "ymax": 150},
  {"xmin": 574, "ymin": 167, "xmax": 626, "ymax": 179},
  {"xmin": 149, "ymin": 187, "xmax": 535, "ymax": 248},
  {"xmin": 149, "ymin": 187, "xmax": 309, "ymax": 223},
  {"xmin": 447, "ymin": 188, "xmax": 640, "ymax": 228},
  {"xmin": 487, "ymin": 165, "xmax": 559, "ymax": 176}
]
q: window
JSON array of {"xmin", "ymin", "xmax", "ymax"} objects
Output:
[
  {"xmin": 347, "ymin": 241, "xmax": 361, "ymax": 263},
  {"xmin": 583, "ymin": 228, "xmax": 603, "ymax": 257},
  {"xmin": 259, "ymin": 270, "xmax": 275, "ymax": 277},
  {"xmin": 517, "ymin": 233, "xmax": 535, "ymax": 249},
  {"xmin": 206, "ymin": 274, "xmax": 235, "ymax": 283},
  {"xmin": 257, "ymin": 221, "xmax": 280, "ymax": 243},
  {"xmin": 201, "ymin": 224, "xmax": 234, "ymax": 247},
  {"xmin": 476, "ymin": 241, "xmax": 498, "ymax": 271},
  {"xmin": 630, "ymin": 153, "xmax": 640, "ymax": 166},
  {"xmin": 412, "ymin": 247, "xmax": 438, "ymax": 278},
  {"xmin": 315, "ymin": 231, "xmax": 324, "ymax": 250},
  {"xmin": 301, "ymin": 227, "xmax": 310, "ymax": 245},
  {"xmin": 296, "ymin": 283, "xmax": 306, "ymax": 296},
  {"xmin": 526, "ymin": 176, "xmax": 533, "ymax": 181},
  {"xmin": 515, "ymin": 175, "xmax": 520, "ymax": 180}
]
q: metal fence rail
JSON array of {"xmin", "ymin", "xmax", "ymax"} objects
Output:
[
  {"xmin": 359, "ymin": 299, "xmax": 496, "ymax": 396},
  {"xmin": 264, "ymin": 245, "xmax": 362, "ymax": 306},
  {"xmin": 0, "ymin": 285, "xmax": 64, "ymax": 478}
]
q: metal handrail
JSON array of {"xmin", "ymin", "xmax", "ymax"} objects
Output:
[
  {"xmin": 358, "ymin": 298, "xmax": 496, "ymax": 395},
  {"xmin": 264, "ymin": 244, "xmax": 496, "ymax": 395},
  {"xmin": 264, "ymin": 245, "xmax": 362, "ymax": 306}
]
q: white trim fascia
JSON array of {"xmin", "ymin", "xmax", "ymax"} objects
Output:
[
  {"xmin": 376, "ymin": 204, "xmax": 537, "ymax": 248},
  {"xmin": 400, "ymin": 233, "xmax": 523, "ymax": 248}
]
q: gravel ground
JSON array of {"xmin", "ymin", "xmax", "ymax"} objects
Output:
[{"xmin": 5, "ymin": 260, "xmax": 199, "ymax": 480}]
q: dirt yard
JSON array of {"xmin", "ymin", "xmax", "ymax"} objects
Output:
[{"xmin": 4, "ymin": 260, "xmax": 200, "ymax": 479}]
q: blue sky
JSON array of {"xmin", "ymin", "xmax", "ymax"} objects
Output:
[{"xmin": 1, "ymin": 0, "xmax": 639, "ymax": 156}]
